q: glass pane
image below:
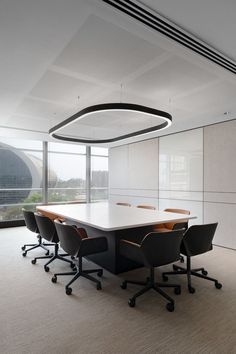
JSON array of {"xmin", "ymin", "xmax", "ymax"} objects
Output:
[
  {"xmin": 91, "ymin": 147, "xmax": 108, "ymax": 156},
  {"xmin": 91, "ymin": 188, "xmax": 108, "ymax": 201},
  {"xmin": 0, "ymin": 137, "xmax": 42, "ymax": 150},
  {"xmin": 48, "ymin": 142, "xmax": 85, "ymax": 154},
  {"xmin": 91, "ymin": 156, "xmax": 108, "ymax": 201},
  {"xmin": 48, "ymin": 188, "xmax": 86, "ymax": 203},
  {"xmin": 0, "ymin": 202, "xmax": 41, "ymax": 222},
  {"xmin": 0, "ymin": 138, "xmax": 43, "ymax": 222},
  {"xmin": 48, "ymin": 152, "xmax": 86, "ymax": 203}
]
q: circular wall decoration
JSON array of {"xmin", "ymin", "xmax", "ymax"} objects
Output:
[{"xmin": 49, "ymin": 103, "xmax": 172, "ymax": 144}]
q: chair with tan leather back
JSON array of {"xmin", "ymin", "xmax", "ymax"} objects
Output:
[
  {"xmin": 154, "ymin": 208, "xmax": 190, "ymax": 233},
  {"xmin": 136, "ymin": 205, "xmax": 156, "ymax": 210},
  {"xmin": 162, "ymin": 223, "xmax": 222, "ymax": 294},
  {"xmin": 120, "ymin": 229, "xmax": 184, "ymax": 312},
  {"xmin": 116, "ymin": 202, "xmax": 131, "ymax": 207},
  {"xmin": 52, "ymin": 221, "xmax": 108, "ymax": 295}
]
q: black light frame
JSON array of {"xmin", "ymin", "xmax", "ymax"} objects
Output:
[{"xmin": 49, "ymin": 103, "xmax": 172, "ymax": 144}]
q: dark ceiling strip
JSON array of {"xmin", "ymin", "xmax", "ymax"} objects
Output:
[
  {"xmin": 102, "ymin": 0, "xmax": 236, "ymax": 74},
  {"xmin": 120, "ymin": 0, "xmax": 236, "ymax": 69}
]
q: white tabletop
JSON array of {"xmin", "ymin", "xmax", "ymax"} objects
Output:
[{"xmin": 37, "ymin": 202, "xmax": 196, "ymax": 231}]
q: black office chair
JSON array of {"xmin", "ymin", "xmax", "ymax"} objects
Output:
[
  {"xmin": 154, "ymin": 208, "xmax": 190, "ymax": 263},
  {"xmin": 52, "ymin": 221, "xmax": 108, "ymax": 295},
  {"xmin": 162, "ymin": 223, "xmax": 222, "ymax": 293},
  {"xmin": 32, "ymin": 213, "xmax": 74, "ymax": 272},
  {"xmin": 22, "ymin": 209, "xmax": 50, "ymax": 257},
  {"xmin": 120, "ymin": 230, "xmax": 184, "ymax": 312}
]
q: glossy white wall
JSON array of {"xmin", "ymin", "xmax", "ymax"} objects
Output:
[
  {"xmin": 204, "ymin": 120, "xmax": 236, "ymax": 248},
  {"xmin": 109, "ymin": 139, "xmax": 159, "ymax": 208},
  {"xmin": 159, "ymin": 129, "xmax": 203, "ymax": 223},
  {"xmin": 109, "ymin": 120, "xmax": 236, "ymax": 249}
]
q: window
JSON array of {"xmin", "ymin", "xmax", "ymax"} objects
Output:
[
  {"xmin": 91, "ymin": 147, "xmax": 109, "ymax": 201},
  {"xmin": 0, "ymin": 138, "xmax": 43, "ymax": 221},
  {"xmin": 0, "ymin": 139, "xmax": 109, "ymax": 223},
  {"xmin": 48, "ymin": 142, "xmax": 86, "ymax": 203}
]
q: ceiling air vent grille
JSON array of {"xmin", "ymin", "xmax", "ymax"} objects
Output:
[{"xmin": 102, "ymin": 0, "xmax": 236, "ymax": 75}]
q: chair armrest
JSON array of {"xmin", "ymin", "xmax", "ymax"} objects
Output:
[
  {"xmin": 120, "ymin": 239, "xmax": 141, "ymax": 248},
  {"xmin": 120, "ymin": 239, "xmax": 143, "ymax": 264},
  {"xmin": 172, "ymin": 222, "xmax": 188, "ymax": 231},
  {"xmin": 79, "ymin": 237, "xmax": 108, "ymax": 257}
]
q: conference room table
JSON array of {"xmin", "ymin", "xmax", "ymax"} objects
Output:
[{"xmin": 37, "ymin": 202, "xmax": 196, "ymax": 274}]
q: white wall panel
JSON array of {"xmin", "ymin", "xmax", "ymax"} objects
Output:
[
  {"xmin": 159, "ymin": 129, "xmax": 203, "ymax": 191},
  {"xmin": 159, "ymin": 190, "xmax": 203, "ymax": 201},
  {"xmin": 109, "ymin": 138, "xmax": 159, "ymax": 207},
  {"xmin": 204, "ymin": 202, "xmax": 236, "ymax": 249},
  {"xmin": 203, "ymin": 120, "xmax": 236, "ymax": 249},
  {"xmin": 110, "ymin": 188, "xmax": 158, "ymax": 198},
  {"xmin": 109, "ymin": 145, "xmax": 129, "ymax": 189},
  {"xmin": 158, "ymin": 129, "xmax": 203, "ymax": 224},
  {"xmin": 128, "ymin": 139, "xmax": 158, "ymax": 190},
  {"xmin": 204, "ymin": 120, "xmax": 236, "ymax": 192}
]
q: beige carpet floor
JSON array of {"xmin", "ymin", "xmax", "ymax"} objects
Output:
[{"xmin": 0, "ymin": 226, "xmax": 235, "ymax": 354}]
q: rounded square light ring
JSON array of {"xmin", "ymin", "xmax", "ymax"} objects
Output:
[{"xmin": 49, "ymin": 103, "xmax": 172, "ymax": 144}]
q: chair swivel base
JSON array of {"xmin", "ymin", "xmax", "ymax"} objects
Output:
[
  {"xmin": 162, "ymin": 259, "xmax": 222, "ymax": 294},
  {"xmin": 121, "ymin": 267, "xmax": 181, "ymax": 312},
  {"xmin": 22, "ymin": 235, "xmax": 52, "ymax": 257},
  {"xmin": 51, "ymin": 259, "xmax": 103, "ymax": 295},
  {"xmin": 31, "ymin": 243, "xmax": 74, "ymax": 272}
]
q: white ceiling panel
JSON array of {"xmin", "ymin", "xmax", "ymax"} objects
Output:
[
  {"xmin": 54, "ymin": 14, "xmax": 166, "ymax": 83},
  {"xmin": 127, "ymin": 55, "xmax": 218, "ymax": 98},
  {"xmin": 15, "ymin": 97, "xmax": 73, "ymax": 122},
  {"xmin": 7, "ymin": 115, "xmax": 51, "ymax": 132},
  {"xmin": 29, "ymin": 70, "xmax": 102, "ymax": 106},
  {"xmin": 175, "ymin": 81, "xmax": 236, "ymax": 113}
]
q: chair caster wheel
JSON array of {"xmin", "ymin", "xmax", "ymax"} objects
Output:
[
  {"xmin": 174, "ymin": 286, "xmax": 181, "ymax": 295},
  {"xmin": 22, "ymin": 252, "xmax": 27, "ymax": 257},
  {"xmin": 215, "ymin": 282, "xmax": 222, "ymax": 289},
  {"xmin": 120, "ymin": 281, "xmax": 127, "ymax": 289},
  {"xmin": 188, "ymin": 286, "xmax": 195, "ymax": 294},
  {"xmin": 202, "ymin": 270, "xmax": 208, "ymax": 276},
  {"xmin": 166, "ymin": 302, "xmax": 175, "ymax": 312},
  {"xmin": 45, "ymin": 250, "xmax": 50, "ymax": 256},
  {"xmin": 51, "ymin": 276, "xmax": 57, "ymax": 283},
  {"xmin": 31, "ymin": 259, "xmax": 36, "ymax": 264},
  {"xmin": 180, "ymin": 256, "xmax": 184, "ymax": 263},
  {"xmin": 173, "ymin": 264, "xmax": 179, "ymax": 271},
  {"xmin": 162, "ymin": 274, "xmax": 168, "ymax": 282},
  {"xmin": 128, "ymin": 298, "xmax": 135, "ymax": 307},
  {"xmin": 70, "ymin": 263, "xmax": 75, "ymax": 269},
  {"xmin": 21, "ymin": 246, "xmax": 26, "ymax": 251},
  {"xmin": 66, "ymin": 287, "xmax": 72, "ymax": 295},
  {"xmin": 97, "ymin": 270, "xmax": 103, "ymax": 277},
  {"xmin": 96, "ymin": 282, "xmax": 102, "ymax": 290},
  {"xmin": 44, "ymin": 266, "xmax": 50, "ymax": 272}
]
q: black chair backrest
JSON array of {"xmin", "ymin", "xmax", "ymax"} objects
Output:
[
  {"xmin": 54, "ymin": 220, "xmax": 82, "ymax": 257},
  {"xmin": 183, "ymin": 223, "xmax": 218, "ymax": 256},
  {"xmin": 22, "ymin": 209, "xmax": 39, "ymax": 233},
  {"xmin": 141, "ymin": 230, "xmax": 184, "ymax": 267},
  {"xmin": 34, "ymin": 213, "xmax": 59, "ymax": 243}
]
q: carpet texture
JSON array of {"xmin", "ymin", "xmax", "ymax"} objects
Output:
[{"xmin": 0, "ymin": 226, "xmax": 235, "ymax": 354}]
